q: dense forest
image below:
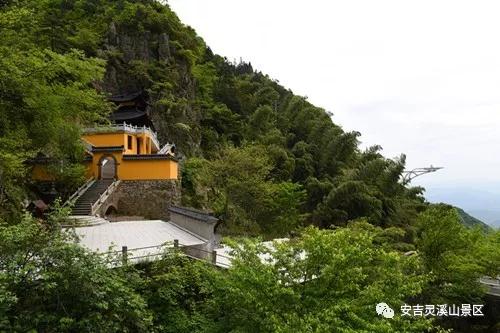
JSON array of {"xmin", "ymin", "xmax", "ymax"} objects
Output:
[{"xmin": 0, "ymin": 0, "xmax": 499, "ymax": 332}]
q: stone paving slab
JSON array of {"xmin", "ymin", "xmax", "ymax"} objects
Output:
[{"xmin": 69, "ymin": 220, "xmax": 206, "ymax": 258}]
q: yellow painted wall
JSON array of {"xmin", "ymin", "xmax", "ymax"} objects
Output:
[
  {"xmin": 34, "ymin": 157, "xmax": 178, "ymax": 181},
  {"xmin": 136, "ymin": 134, "xmax": 149, "ymax": 155},
  {"xmin": 83, "ymin": 132, "xmax": 157, "ymax": 155},
  {"xmin": 32, "ymin": 165, "xmax": 56, "ymax": 181},
  {"xmin": 33, "ymin": 131, "xmax": 176, "ymax": 182},
  {"xmin": 82, "ymin": 133, "xmax": 126, "ymax": 148},
  {"xmin": 124, "ymin": 134, "xmax": 135, "ymax": 154},
  {"xmin": 84, "ymin": 161, "xmax": 93, "ymax": 179},
  {"xmin": 119, "ymin": 159, "xmax": 178, "ymax": 180},
  {"xmin": 85, "ymin": 151, "xmax": 178, "ymax": 180}
]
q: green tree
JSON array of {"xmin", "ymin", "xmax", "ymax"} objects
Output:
[
  {"xmin": 140, "ymin": 251, "xmax": 218, "ymax": 333},
  {"xmin": 0, "ymin": 207, "xmax": 153, "ymax": 332},
  {"xmin": 187, "ymin": 145, "xmax": 305, "ymax": 237},
  {"xmin": 0, "ymin": 3, "xmax": 110, "ymax": 221},
  {"xmin": 416, "ymin": 205, "xmax": 499, "ymax": 304},
  {"xmin": 211, "ymin": 224, "xmax": 438, "ymax": 332}
]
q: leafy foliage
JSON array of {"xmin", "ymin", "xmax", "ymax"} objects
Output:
[
  {"xmin": 0, "ymin": 0, "xmax": 426, "ymax": 235},
  {"xmin": 0, "ymin": 3, "xmax": 111, "ymax": 220},
  {"xmin": 0, "ymin": 212, "xmax": 152, "ymax": 332},
  {"xmin": 455, "ymin": 206, "xmax": 491, "ymax": 231},
  {"xmin": 210, "ymin": 224, "xmax": 437, "ymax": 332},
  {"xmin": 415, "ymin": 205, "xmax": 500, "ymax": 332},
  {"xmin": 183, "ymin": 145, "xmax": 305, "ymax": 237},
  {"xmin": 139, "ymin": 252, "xmax": 218, "ymax": 333},
  {"xmin": 416, "ymin": 205, "xmax": 500, "ymax": 304},
  {"xmin": 1, "ymin": 1, "xmax": 499, "ymax": 332}
]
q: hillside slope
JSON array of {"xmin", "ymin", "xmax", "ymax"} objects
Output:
[
  {"xmin": 456, "ymin": 207, "xmax": 491, "ymax": 231},
  {"xmin": 1, "ymin": 0, "xmax": 426, "ymax": 237}
]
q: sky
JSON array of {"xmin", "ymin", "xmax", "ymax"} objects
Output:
[{"xmin": 168, "ymin": 0, "xmax": 500, "ymax": 210}]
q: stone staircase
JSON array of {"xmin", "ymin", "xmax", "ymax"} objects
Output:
[
  {"xmin": 71, "ymin": 179, "xmax": 114, "ymax": 216},
  {"xmin": 63, "ymin": 215, "xmax": 109, "ymax": 227}
]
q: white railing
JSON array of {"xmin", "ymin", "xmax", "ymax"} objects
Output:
[
  {"xmin": 99, "ymin": 241, "xmax": 232, "ymax": 268},
  {"xmin": 91, "ymin": 180, "xmax": 121, "ymax": 215},
  {"xmin": 158, "ymin": 143, "xmax": 175, "ymax": 155},
  {"xmin": 80, "ymin": 138, "xmax": 94, "ymax": 152},
  {"xmin": 63, "ymin": 178, "xmax": 95, "ymax": 208},
  {"xmin": 84, "ymin": 123, "xmax": 160, "ymax": 150},
  {"xmin": 480, "ymin": 277, "xmax": 500, "ymax": 296}
]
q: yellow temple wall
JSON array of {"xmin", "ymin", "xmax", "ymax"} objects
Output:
[
  {"xmin": 85, "ymin": 151, "xmax": 177, "ymax": 181},
  {"xmin": 118, "ymin": 159, "xmax": 178, "ymax": 180},
  {"xmin": 84, "ymin": 161, "xmax": 94, "ymax": 179},
  {"xmin": 83, "ymin": 132, "xmax": 155, "ymax": 155},
  {"xmin": 33, "ymin": 131, "xmax": 175, "ymax": 182},
  {"xmin": 82, "ymin": 133, "xmax": 125, "ymax": 148},
  {"xmin": 31, "ymin": 165, "xmax": 56, "ymax": 181}
]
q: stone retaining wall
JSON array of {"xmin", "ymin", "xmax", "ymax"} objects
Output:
[{"xmin": 111, "ymin": 180, "xmax": 181, "ymax": 220}]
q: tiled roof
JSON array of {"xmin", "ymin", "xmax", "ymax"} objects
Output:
[
  {"xmin": 110, "ymin": 108, "xmax": 147, "ymax": 121},
  {"xmin": 108, "ymin": 91, "xmax": 144, "ymax": 102},
  {"xmin": 91, "ymin": 145, "xmax": 124, "ymax": 152},
  {"xmin": 122, "ymin": 154, "xmax": 177, "ymax": 161},
  {"xmin": 168, "ymin": 206, "xmax": 218, "ymax": 224}
]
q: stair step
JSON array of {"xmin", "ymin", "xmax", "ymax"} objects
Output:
[
  {"xmin": 70, "ymin": 179, "xmax": 115, "ymax": 216},
  {"xmin": 62, "ymin": 215, "xmax": 109, "ymax": 227}
]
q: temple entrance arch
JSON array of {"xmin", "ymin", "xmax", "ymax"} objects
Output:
[
  {"xmin": 104, "ymin": 204, "xmax": 118, "ymax": 216},
  {"xmin": 98, "ymin": 155, "xmax": 117, "ymax": 180}
]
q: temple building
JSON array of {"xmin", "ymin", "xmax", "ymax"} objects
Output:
[
  {"xmin": 28, "ymin": 91, "xmax": 223, "ymax": 264},
  {"xmin": 30, "ymin": 90, "xmax": 180, "ymax": 220},
  {"xmin": 108, "ymin": 90, "xmax": 154, "ymax": 129},
  {"xmin": 32, "ymin": 90, "xmax": 177, "ymax": 182},
  {"xmin": 81, "ymin": 123, "xmax": 177, "ymax": 181}
]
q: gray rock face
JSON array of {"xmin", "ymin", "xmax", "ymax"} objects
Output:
[
  {"xmin": 102, "ymin": 22, "xmax": 172, "ymax": 94},
  {"xmin": 158, "ymin": 33, "xmax": 171, "ymax": 62},
  {"xmin": 100, "ymin": 22, "xmax": 200, "ymax": 155},
  {"xmin": 107, "ymin": 22, "xmax": 118, "ymax": 46}
]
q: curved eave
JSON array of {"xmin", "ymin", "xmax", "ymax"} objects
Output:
[
  {"xmin": 91, "ymin": 145, "xmax": 125, "ymax": 153},
  {"xmin": 110, "ymin": 110, "xmax": 147, "ymax": 122},
  {"xmin": 168, "ymin": 206, "xmax": 218, "ymax": 224},
  {"xmin": 122, "ymin": 154, "xmax": 178, "ymax": 162},
  {"xmin": 108, "ymin": 91, "xmax": 144, "ymax": 103}
]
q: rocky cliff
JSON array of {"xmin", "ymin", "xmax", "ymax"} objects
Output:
[{"xmin": 99, "ymin": 21, "xmax": 201, "ymax": 155}]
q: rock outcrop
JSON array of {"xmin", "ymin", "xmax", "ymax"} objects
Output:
[{"xmin": 99, "ymin": 22, "xmax": 199, "ymax": 155}]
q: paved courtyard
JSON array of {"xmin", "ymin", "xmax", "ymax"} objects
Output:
[{"xmin": 69, "ymin": 220, "xmax": 206, "ymax": 261}]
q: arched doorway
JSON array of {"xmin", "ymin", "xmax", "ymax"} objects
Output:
[
  {"xmin": 105, "ymin": 205, "xmax": 118, "ymax": 216},
  {"xmin": 99, "ymin": 155, "xmax": 117, "ymax": 180}
]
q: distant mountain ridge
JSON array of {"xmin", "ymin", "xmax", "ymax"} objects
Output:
[
  {"xmin": 467, "ymin": 209, "xmax": 500, "ymax": 229},
  {"xmin": 422, "ymin": 185, "xmax": 500, "ymax": 228},
  {"xmin": 455, "ymin": 207, "xmax": 491, "ymax": 231}
]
